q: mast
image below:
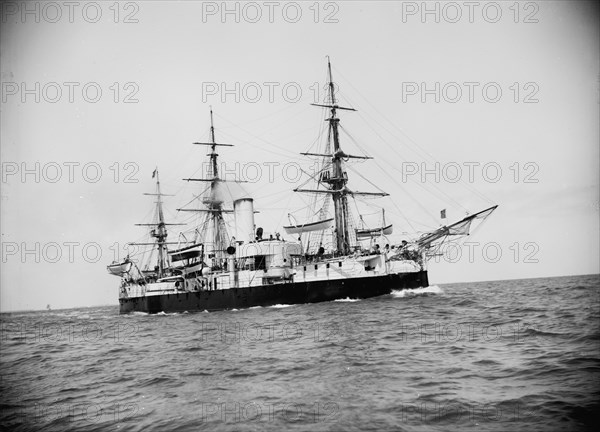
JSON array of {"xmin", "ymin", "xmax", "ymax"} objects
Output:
[
  {"xmin": 326, "ymin": 59, "xmax": 351, "ymax": 255},
  {"xmin": 182, "ymin": 108, "xmax": 235, "ymax": 264},
  {"xmin": 294, "ymin": 58, "xmax": 388, "ymax": 255},
  {"xmin": 130, "ymin": 169, "xmax": 184, "ymax": 277},
  {"xmin": 209, "ymin": 108, "xmax": 218, "ymax": 178},
  {"xmin": 132, "ymin": 169, "xmax": 170, "ymax": 277},
  {"xmin": 207, "ymin": 108, "xmax": 227, "ymax": 260},
  {"xmin": 153, "ymin": 169, "xmax": 168, "ymax": 276}
]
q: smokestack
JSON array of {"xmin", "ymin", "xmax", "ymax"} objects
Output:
[{"xmin": 233, "ymin": 198, "xmax": 255, "ymax": 243}]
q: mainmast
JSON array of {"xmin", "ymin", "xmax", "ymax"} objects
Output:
[
  {"xmin": 154, "ymin": 170, "xmax": 168, "ymax": 275},
  {"xmin": 209, "ymin": 108, "xmax": 219, "ymax": 178},
  {"xmin": 181, "ymin": 109, "xmax": 235, "ymax": 263},
  {"xmin": 205, "ymin": 108, "xmax": 229, "ymax": 259}
]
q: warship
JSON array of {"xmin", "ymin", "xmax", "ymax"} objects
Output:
[{"xmin": 107, "ymin": 60, "xmax": 497, "ymax": 314}]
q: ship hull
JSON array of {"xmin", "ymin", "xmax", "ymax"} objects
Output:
[{"xmin": 119, "ymin": 270, "xmax": 429, "ymax": 314}]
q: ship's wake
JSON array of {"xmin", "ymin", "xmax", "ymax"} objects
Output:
[{"xmin": 392, "ymin": 285, "xmax": 442, "ymax": 298}]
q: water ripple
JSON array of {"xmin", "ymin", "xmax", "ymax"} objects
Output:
[{"xmin": 0, "ymin": 274, "xmax": 598, "ymax": 431}]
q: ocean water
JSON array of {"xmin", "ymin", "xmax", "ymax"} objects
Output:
[{"xmin": 1, "ymin": 274, "xmax": 598, "ymax": 432}]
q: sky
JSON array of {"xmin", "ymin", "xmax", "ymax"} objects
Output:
[{"xmin": 1, "ymin": 1, "xmax": 598, "ymax": 312}]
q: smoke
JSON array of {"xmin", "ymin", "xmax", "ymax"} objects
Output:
[{"xmin": 211, "ymin": 180, "xmax": 252, "ymax": 205}]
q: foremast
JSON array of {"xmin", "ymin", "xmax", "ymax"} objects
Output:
[
  {"xmin": 326, "ymin": 61, "xmax": 351, "ymax": 254},
  {"xmin": 295, "ymin": 58, "xmax": 387, "ymax": 255}
]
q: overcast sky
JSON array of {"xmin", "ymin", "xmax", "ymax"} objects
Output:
[{"xmin": 1, "ymin": 1, "xmax": 598, "ymax": 312}]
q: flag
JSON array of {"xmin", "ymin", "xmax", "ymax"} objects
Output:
[
  {"xmin": 440, "ymin": 209, "xmax": 446, "ymax": 219},
  {"xmin": 152, "ymin": 168, "xmax": 157, "ymax": 178}
]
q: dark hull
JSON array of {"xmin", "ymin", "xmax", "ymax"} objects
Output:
[{"xmin": 119, "ymin": 271, "xmax": 429, "ymax": 314}]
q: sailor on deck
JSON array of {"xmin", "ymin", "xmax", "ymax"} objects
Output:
[{"xmin": 317, "ymin": 243, "xmax": 325, "ymax": 260}]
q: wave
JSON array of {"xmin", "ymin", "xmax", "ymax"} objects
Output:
[
  {"xmin": 392, "ymin": 285, "xmax": 443, "ymax": 298},
  {"xmin": 269, "ymin": 304, "xmax": 294, "ymax": 308},
  {"xmin": 155, "ymin": 311, "xmax": 186, "ymax": 316},
  {"xmin": 136, "ymin": 376, "xmax": 175, "ymax": 388},
  {"xmin": 334, "ymin": 297, "xmax": 361, "ymax": 302}
]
